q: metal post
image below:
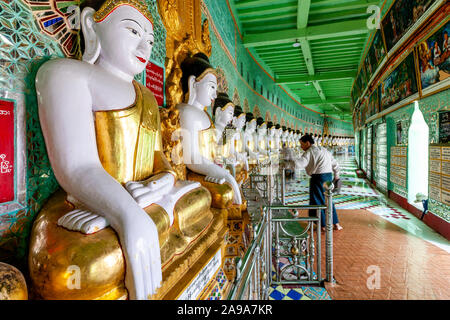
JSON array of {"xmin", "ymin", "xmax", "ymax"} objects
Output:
[
  {"xmin": 316, "ymin": 209, "xmax": 321, "ymax": 282},
  {"xmin": 281, "ymin": 168, "xmax": 286, "ymax": 205},
  {"xmin": 265, "ymin": 208, "xmax": 271, "ymax": 299},
  {"xmin": 323, "ymin": 181, "xmax": 335, "ymax": 283}
]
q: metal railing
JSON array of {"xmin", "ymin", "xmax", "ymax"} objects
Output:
[{"xmin": 228, "ymin": 161, "xmax": 336, "ymax": 300}]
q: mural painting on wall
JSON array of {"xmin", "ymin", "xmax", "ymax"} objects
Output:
[
  {"xmin": 362, "ymin": 56, "xmax": 370, "ymax": 85},
  {"xmin": 382, "ymin": 0, "xmax": 437, "ymax": 52},
  {"xmin": 22, "ymin": 0, "xmax": 81, "ymax": 58},
  {"xmin": 272, "ymin": 114, "xmax": 278, "ymax": 125},
  {"xmin": 280, "ymin": 118, "xmax": 285, "ymax": 126},
  {"xmin": 381, "ymin": 52, "xmax": 418, "ymax": 110},
  {"xmin": 367, "ymin": 85, "xmax": 380, "ymax": 118},
  {"xmin": 265, "ymin": 111, "xmax": 271, "ymax": 122},
  {"xmin": 361, "ymin": 101, "xmax": 367, "ymax": 125},
  {"xmin": 354, "ymin": 69, "xmax": 364, "ymax": 103},
  {"xmin": 0, "ymin": 99, "xmax": 15, "ymax": 204},
  {"xmin": 364, "ymin": 30, "xmax": 387, "ymax": 85},
  {"xmin": 418, "ymin": 20, "xmax": 450, "ymax": 91}
]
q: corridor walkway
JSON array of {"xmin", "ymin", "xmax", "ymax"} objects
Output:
[{"xmin": 269, "ymin": 155, "xmax": 450, "ymax": 300}]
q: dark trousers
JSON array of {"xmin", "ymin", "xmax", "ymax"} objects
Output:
[{"xmin": 308, "ymin": 173, "xmax": 339, "ymax": 227}]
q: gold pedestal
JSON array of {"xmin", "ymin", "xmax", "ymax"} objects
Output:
[
  {"xmin": 150, "ymin": 207, "xmax": 228, "ymax": 299},
  {"xmin": 28, "ymin": 188, "xmax": 224, "ymax": 300}
]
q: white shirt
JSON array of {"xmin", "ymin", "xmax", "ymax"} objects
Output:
[{"xmin": 293, "ymin": 145, "xmax": 340, "ymax": 178}]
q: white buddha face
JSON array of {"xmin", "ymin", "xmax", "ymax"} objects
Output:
[
  {"xmin": 95, "ymin": 5, "xmax": 154, "ymax": 76},
  {"xmin": 216, "ymin": 104, "xmax": 234, "ymax": 126},
  {"xmin": 194, "ymin": 73, "xmax": 218, "ymax": 107},
  {"xmin": 233, "ymin": 115, "xmax": 246, "ymax": 130}
]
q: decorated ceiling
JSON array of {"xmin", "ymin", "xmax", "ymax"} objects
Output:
[{"xmin": 229, "ymin": 0, "xmax": 390, "ymax": 122}]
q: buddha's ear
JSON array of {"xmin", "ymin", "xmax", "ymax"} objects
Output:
[
  {"xmin": 187, "ymin": 75, "xmax": 197, "ymax": 105},
  {"xmin": 81, "ymin": 7, "xmax": 100, "ymax": 64}
]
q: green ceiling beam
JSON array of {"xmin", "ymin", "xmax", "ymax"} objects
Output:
[
  {"xmin": 238, "ymin": 4, "xmax": 297, "ymax": 17},
  {"xmin": 297, "ymin": 0, "xmax": 311, "ymax": 29},
  {"xmin": 300, "ymin": 39, "xmax": 314, "ymax": 75},
  {"xmin": 308, "ymin": 8, "xmax": 369, "ymax": 24},
  {"xmin": 243, "ymin": 19, "xmax": 368, "ymax": 48},
  {"xmin": 262, "ymin": 52, "xmax": 303, "ymax": 60},
  {"xmin": 243, "ymin": 23, "xmax": 295, "ymax": 33},
  {"xmin": 240, "ymin": 12, "xmax": 297, "ymax": 23},
  {"xmin": 312, "ymin": 81, "xmax": 326, "ymax": 101},
  {"xmin": 313, "ymin": 49, "xmax": 363, "ymax": 56},
  {"xmin": 235, "ymin": 0, "xmax": 288, "ymax": 9},
  {"xmin": 277, "ymin": 70, "xmax": 357, "ymax": 84},
  {"xmin": 301, "ymin": 97, "xmax": 351, "ymax": 105},
  {"xmin": 309, "ymin": 0, "xmax": 379, "ymax": 14},
  {"xmin": 310, "ymin": 35, "xmax": 367, "ymax": 45}
]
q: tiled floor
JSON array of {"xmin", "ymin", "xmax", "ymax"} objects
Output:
[
  {"xmin": 269, "ymin": 155, "xmax": 450, "ymax": 300},
  {"xmin": 322, "ymin": 209, "xmax": 450, "ymax": 300}
]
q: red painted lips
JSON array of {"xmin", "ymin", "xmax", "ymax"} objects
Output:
[{"xmin": 136, "ymin": 56, "xmax": 146, "ymax": 63}]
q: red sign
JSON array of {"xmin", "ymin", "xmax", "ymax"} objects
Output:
[
  {"xmin": 145, "ymin": 62, "xmax": 164, "ymax": 106},
  {"xmin": 0, "ymin": 99, "xmax": 14, "ymax": 203}
]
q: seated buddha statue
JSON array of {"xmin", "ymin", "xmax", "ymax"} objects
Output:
[
  {"xmin": 229, "ymin": 105, "xmax": 249, "ymax": 184},
  {"xmin": 266, "ymin": 122, "xmax": 276, "ymax": 153},
  {"xmin": 243, "ymin": 113, "xmax": 259, "ymax": 166},
  {"xmin": 295, "ymin": 130, "xmax": 301, "ymax": 150},
  {"xmin": 317, "ymin": 134, "xmax": 323, "ymax": 147},
  {"xmin": 288, "ymin": 130, "xmax": 295, "ymax": 148},
  {"xmin": 275, "ymin": 124, "xmax": 282, "ymax": 152},
  {"xmin": 212, "ymin": 93, "xmax": 237, "ymax": 172},
  {"xmin": 29, "ymin": 0, "xmax": 215, "ymax": 300},
  {"xmin": 323, "ymin": 134, "xmax": 330, "ymax": 147},
  {"xmin": 176, "ymin": 53, "xmax": 242, "ymax": 208},
  {"xmin": 256, "ymin": 117, "xmax": 269, "ymax": 162},
  {"xmin": 281, "ymin": 126, "xmax": 289, "ymax": 147}
]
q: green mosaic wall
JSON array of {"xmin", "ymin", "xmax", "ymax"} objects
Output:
[{"xmin": 0, "ymin": 0, "xmax": 62, "ymax": 264}]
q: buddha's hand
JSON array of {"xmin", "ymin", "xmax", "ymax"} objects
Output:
[
  {"xmin": 120, "ymin": 216, "xmax": 162, "ymax": 300},
  {"xmin": 125, "ymin": 173, "xmax": 175, "ymax": 208},
  {"xmin": 57, "ymin": 209, "xmax": 110, "ymax": 234},
  {"xmin": 208, "ymin": 172, "xmax": 242, "ymax": 205},
  {"xmin": 224, "ymin": 172, "xmax": 243, "ymax": 205}
]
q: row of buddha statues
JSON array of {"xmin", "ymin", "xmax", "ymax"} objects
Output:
[{"xmin": 0, "ymin": 0, "xmax": 353, "ymax": 300}]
